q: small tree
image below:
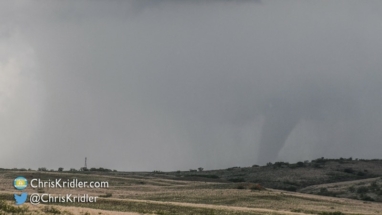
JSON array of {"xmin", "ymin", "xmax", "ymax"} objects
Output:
[
  {"xmin": 296, "ymin": 161, "xmax": 305, "ymax": 167},
  {"xmin": 58, "ymin": 167, "xmax": 64, "ymax": 172},
  {"xmin": 357, "ymin": 186, "xmax": 369, "ymax": 194},
  {"xmin": 198, "ymin": 167, "xmax": 204, "ymax": 172}
]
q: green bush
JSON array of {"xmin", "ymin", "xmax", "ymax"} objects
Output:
[
  {"xmin": 344, "ymin": 168, "xmax": 354, "ymax": 174},
  {"xmin": 236, "ymin": 185, "xmax": 245, "ymax": 189},
  {"xmin": 99, "ymin": 193, "xmax": 113, "ymax": 198},
  {"xmin": 228, "ymin": 178, "xmax": 245, "ymax": 183},
  {"xmin": 89, "ymin": 167, "xmax": 112, "ymax": 172},
  {"xmin": 318, "ymin": 188, "xmax": 336, "ymax": 197},
  {"xmin": 369, "ymin": 181, "xmax": 380, "ymax": 192},
  {"xmin": 357, "ymin": 171, "xmax": 366, "ymax": 176},
  {"xmin": 359, "ymin": 194, "xmax": 374, "ymax": 201},
  {"xmin": 186, "ymin": 174, "xmax": 219, "ymax": 179},
  {"xmin": 363, "ymin": 196, "xmax": 375, "ymax": 201},
  {"xmin": 285, "ymin": 186, "xmax": 297, "ymax": 192},
  {"xmin": 357, "ymin": 186, "xmax": 369, "ymax": 194},
  {"xmin": 296, "ymin": 161, "xmax": 305, "ymax": 167},
  {"xmin": 42, "ymin": 206, "xmax": 61, "ymax": 214},
  {"xmin": 0, "ymin": 200, "xmax": 29, "ymax": 214}
]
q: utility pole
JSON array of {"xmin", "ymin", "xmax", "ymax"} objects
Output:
[{"xmin": 85, "ymin": 157, "xmax": 87, "ymax": 169}]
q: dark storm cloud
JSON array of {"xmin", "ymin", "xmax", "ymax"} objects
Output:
[{"xmin": 1, "ymin": 1, "xmax": 382, "ymax": 170}]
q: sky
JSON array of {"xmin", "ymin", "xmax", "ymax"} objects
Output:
[{"xmin": 1, "ymin": 0, "xmax": 382, "ymax": 171}]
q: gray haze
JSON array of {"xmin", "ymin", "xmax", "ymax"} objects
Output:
[{"xmin": 1, "ymin": 1, "xmax": 382, "ymax": 171}]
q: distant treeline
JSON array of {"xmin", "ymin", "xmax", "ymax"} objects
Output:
[
  {"xmin": 0, "ymin": 167, "xmax": 117, "ymax": 172},
  {"xmin": 264, "ymin": 157, "xmax": 382, "ymax": 169}
]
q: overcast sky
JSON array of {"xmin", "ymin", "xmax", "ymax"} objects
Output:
[{"xmin": 1, "ymin": 0, "xmax": 382, "ymax": 171}]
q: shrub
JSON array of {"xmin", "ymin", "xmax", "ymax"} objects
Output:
[
  {"xmin": 369, "ymin": 181, "xmax": 379, "ymax": 191},
  {"xmin": 236, "ymin": 184, "xmax": 245, "ymax": 189},
  {"xmin": 228, "ymin": 178, "xmax": 245, "ymax": 183},
  {"xmin": 314, "ymin": 157, "xmax": 326, "ymax": 164},
  {"xmin": 357, "ymin": 186, "xmax": 369, "ymax": 194},
  {"xmin": 0, "ymin": 200, "xmax": 29, "ymax": 213},
  {"xmin": 187, "ymin": 174, "xmax": 219, "ymax": 179},
  {"xmin": 359, "ymin": 194, "xmax": 374, "ymax": 201},
  {"xmin": 274, "ymin": 162, "xmax": 289, "ymax": 168},
  {"xmin": 42, "ymin": 206, "xmax": 61, "ymax": 214},
  {"xmin": 99, "ymin": 193, "xmax": 112, "ymax": 198},
  {"xmin": 250, "ymin": 184, "xmax": 265, "ymax": 191},
  {"xmin": 378, "ymin": 190, "xmax": 382, "ymax": 196},
  {"xmin": 227, "ymin": 167, "xmax": 241, "ymax": 171},
  {"xmin": 344, "ymin": 168, "xmax": 354, "ymax": 174},
  {"xmin": 285, "ymin": 186, "xmax": 297, "ymax": 192},
  {"xmin": 296, "ymin": 161, "xmax": 305, "ymax": 167},
  {"xmin": 357, "ymin": 171, "xmax": 366, "ymax": 176},
  {"xmin": 318, "ymin": 188, "xmax": 336, "ymax": 196},
  {"xmin": 89, "ymin": 167, "xmax": 112, "ymax": 172}
]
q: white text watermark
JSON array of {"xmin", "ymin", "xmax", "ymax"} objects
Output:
[
  {"xmin": 29, "ymin": 193, "xmax": 98, "ymax": 205},
  {"xmin": 30, "ymin": 179, "xmax": 109, "ymax": 189}
]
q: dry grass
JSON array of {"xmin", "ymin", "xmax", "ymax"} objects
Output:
[{"xmin": 1, "ymin": 170, "xmax": 382, "ymax": 214}]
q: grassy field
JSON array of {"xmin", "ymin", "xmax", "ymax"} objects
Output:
[
  {"xmin": 1, "ymin": 165, "xmax": 382, "ymax": 215},
  {"xmin": 300, "ymin": 177, "xmax": 382, "ymax": 202}
]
